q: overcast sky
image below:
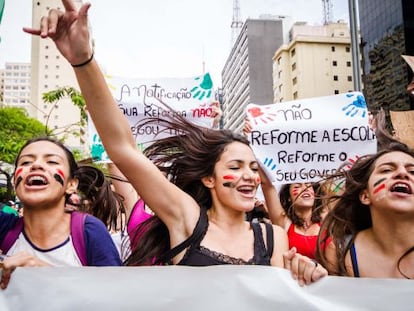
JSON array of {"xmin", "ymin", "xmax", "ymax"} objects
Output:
[{"xmin": 0, "ymin": 0, "xmax": 349, "ymax": 86}]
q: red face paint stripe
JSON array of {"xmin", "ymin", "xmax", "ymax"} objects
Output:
[
  {"xmin": 56, "ymin": 169, "xmax": 65, "ymax": 179},
  {"xmin": 373, "ymin": 183, "xmax": 386, "ymax": 194},
  {"xmin": 15, "ymin": 168, "xmax": 23, "ymax": 177},
  {"xmin": 256, "ymin": 177, "xmax": 261, "ymax": 184},
  {"xmin": 223, "ymin": 175, "xmax": 236, "ymax": 180}
]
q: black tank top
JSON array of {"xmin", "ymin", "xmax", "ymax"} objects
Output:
[{"xmin": 158, "ymin": 208, "xmax": 274, "ymax": 266}]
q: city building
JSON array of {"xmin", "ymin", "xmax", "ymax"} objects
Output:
[
  {"xmin": 358, "ymin": 0, "xmax": 414, "ymax": 112},
  {"xmin": 30, "ymin": 0, "xmax": 85, "ymax": 149},
  {"xmin": 273, "ymin": 21, "xmax": 354, "ymax": 102},
  {"xmin": 221, "ymin": 16, "xmax": 292, "ymax": 132},
  {"xmin": 1, "ymin": 63, "xmax": 31, "ymax": 110}
]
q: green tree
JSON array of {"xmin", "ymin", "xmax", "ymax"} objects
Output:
[{"xmin": 0, "ymin": 107, "xmax": 49, "ymax": 200}]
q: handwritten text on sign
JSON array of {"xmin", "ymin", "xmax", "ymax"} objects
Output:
[
  {"xmin": 245, "ymin": 92, "xmax": 377, "ymax": 183},
  {"xmin": 88, "ymin": 73, "xmax": 215, "ymax": 162}
]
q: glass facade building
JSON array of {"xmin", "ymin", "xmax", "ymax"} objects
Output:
[{"xmin": 358, "ymin": 0, "xmax": 414, "ymax": 111}]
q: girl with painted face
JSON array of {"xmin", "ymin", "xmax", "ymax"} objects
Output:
[
  {"xmin": 0, "ymin": 137, "xmax": 122, "ymax": 289},
  {"xmin": 317, "ymin": 141, "xmax": 414, "ymax": 278},
  {"xmin": 267, "ymin": 183, "xmax": 323, "ymax": 260},
  {"xmin": 316, "ymin": 110, "xmax": 414, "ymax": 278},
  {"xmin": 23, "ymin": 0, "xmax": 327, "ymax": 286}
]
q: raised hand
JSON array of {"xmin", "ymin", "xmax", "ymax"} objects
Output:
[{"xmin": 22, "ymin": 0, "xmax": 93, "ymax": 66}]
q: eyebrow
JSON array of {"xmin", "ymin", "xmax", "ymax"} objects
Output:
[
  {"xmin": 377, "ymin": 161, "xmax": 414, "ymax": 168},
  {"xmin": 18, "ymin": 153, "xmax": 65, "ymax": 160}
]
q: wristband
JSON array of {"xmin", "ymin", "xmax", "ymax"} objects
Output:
[{"xmin": 71, "ymin": 52, "xmax": 94, "ymax": 68}]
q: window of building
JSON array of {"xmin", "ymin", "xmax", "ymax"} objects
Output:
[
  {"xmin": 291, "ymin": 48, "xmax": 296, "ymax": 57},
  {"xmin": 278, "ymin": 71, "xmax": 282, "ymax": 78},
  {"xmin": 331, "ymin": 46, "xmax": 335, "ymax": 52},
  {"xmin": 279, "ymin": 84, "xmax": 282, "ymax": 92},
  {"xmin": 334, "ymin": 90, "xmax": 339, "ymax": 94},
  {"xmin": 347, "ymin": 61, "xmax": 351, "ymax": 67},
  {"xmin": 333, "ymin": 75, "xmax": 338, "ymax": 81},
  {"xmin": 346, "ymin": 46, "xmax": 350, "ymax": 52},
  {"xmin": 277, "ymin": 57, "xmax": 281, "ymax": 65},
  {"xmin": 347, "ymin": 76, "xmax": 352, "ymax": 81},
  {"xmin": 45, "ymin": 55, "xmax": 49, "ymax": 59},
  {"xmin": 292, "ymin": 62, "xmax": 296, "ymax": 71},
  {"xmin": 333, "ymin": 60, "xmax": 337, "ymax": 66},
  {"xmin": 292, "ymin": 77, "xmax": 297, "ymax": 85},
  {"xmin": 293, "ymin": 91, "xmax": 298, "ymax": 99}
]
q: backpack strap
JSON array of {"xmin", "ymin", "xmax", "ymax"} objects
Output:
[
  {"xmin": 0, "ymin": 217, "xmax": 24, "ymax": 254},
  {"xmin": 71, "ymin": 211, "xmax": 88, "ymax": 266}
]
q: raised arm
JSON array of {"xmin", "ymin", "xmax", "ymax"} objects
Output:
[
  {"xmin": 23, "ymin": 0, "xmax": 199, "ymax": 237},
  {"xmin": 259, "ymin": 168, "xmax": 290, "ymax": 229}
]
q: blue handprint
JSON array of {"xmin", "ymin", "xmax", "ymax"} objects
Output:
[
  {"xmin": 342, "ymin": 94, "xmax": 367, "ymax": 117},
  {"xmin": 191, "ymin": 73, "xmax": 213, "ymax": 100}
]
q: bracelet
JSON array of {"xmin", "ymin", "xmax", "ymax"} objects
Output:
[{"xmin": 71, "ymin": 52, "xmax": 94, "ymax": 68}]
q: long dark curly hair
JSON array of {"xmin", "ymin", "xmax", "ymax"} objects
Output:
[
  {"xmin": 278, "ymin": 183, "xmax": 322, "ymax": 228},
  {"xmin": 316, "ymin": 110, "xmax": 414, "ymax": 277},
  {"xmin": 124, "ymin": 103, "xmax": 251, "ymax": 266}
]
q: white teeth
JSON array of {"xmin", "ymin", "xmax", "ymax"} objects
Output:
[{"xmin": 27, "ymin": 175, "xmax": 47, "ymax": 185}]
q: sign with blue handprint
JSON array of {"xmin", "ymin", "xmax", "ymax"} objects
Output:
[
  {"xmin": 245, "ymin": 92, "xmax": 377, "ymax": 184},
  {"xmin": 342, "ymin": 93, "xmax": 367, "ymax": 117},
  {"xmin": 88, "ymin": 73, "xmax": 216, "ymax": 162}
]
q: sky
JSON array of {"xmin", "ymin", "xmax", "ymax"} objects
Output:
[{"xmin": 0, "ymin": 0, "xmax": 349, "ymax": 87}]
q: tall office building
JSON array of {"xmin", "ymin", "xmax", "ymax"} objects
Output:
[
  {"xmin": 30, "ymin": 0, "xmax": 85, "ymax": 149},
  {"xmin": 221, "ymin": 16, "xmax": 292, "ymax": 132},
  {"xmin": 0, "ymin": 62, "xmax": 31, "ymax": 110},
  {"xmin": 358, "ymin": 0, "xmax": 414, "ymax": 112},
  {"xmin": 273, "ymin": 21, "xmax": 354, "ymax": 102}
]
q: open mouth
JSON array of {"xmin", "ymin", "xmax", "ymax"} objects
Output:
[
  {"xmin": 26, "ymin": 175, "xmax": 48, "ymax": 186},
  {"xmin": 236, "ymin": 185, "xmax": 255, "ymax": 195},
  {"xmin": 390, "ymin": 183, "xmax": 412, "ymax": 194}
]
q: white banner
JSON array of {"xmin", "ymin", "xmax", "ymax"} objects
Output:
[
  {"xmin": 1, "ymin": 266, "xmax": 412, "ymax": 310},
  {"xmin": 89, "ymin": 73, "xmax": 215, "ymax": 162},
  {"xmin": 245, "ymin": 92, "xmax": 377, "ymax": 184}
]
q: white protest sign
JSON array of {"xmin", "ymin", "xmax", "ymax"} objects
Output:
[
  {"xmin": 88, "ymin": 73, "xmax": 215, "ymax": 162},
  {"xmin": 245, "ymin": 92, "xmax": 377, "ymax": 184}
]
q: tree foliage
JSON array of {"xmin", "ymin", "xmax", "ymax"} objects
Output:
[
  {"xmin": 0, "ymin": 107, "xmax": 49, "ymax": 164},
  {"xmin": 42, "ymin": 86, "xmax": 87, "ymax": 126}
]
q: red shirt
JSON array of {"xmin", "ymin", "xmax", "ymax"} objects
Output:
[{"xmin": 287, "ymin": 223, "xmax": 319, "ymax": 259}]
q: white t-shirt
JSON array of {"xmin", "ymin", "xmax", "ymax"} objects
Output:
[{"xmin": 7, "ymin": 232, "xmax": 82, "ymax": 267}]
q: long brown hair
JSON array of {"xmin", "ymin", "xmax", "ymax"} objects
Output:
[{"xmin": 125, "ymin": 103, "xmax": 251, "ymax": 265}]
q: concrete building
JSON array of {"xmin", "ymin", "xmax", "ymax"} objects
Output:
[
  {"xmin": 358, "ymin": 0, "xmax": 414, "ymax": 112},
  {"xmin": 273, "ymin": 21, "xmax": 354, "ymax": 103},
  {"xmin": 0, "ymin": 63, "xmax": 31, "ymax": 110},
  {"xmin": 221, "ymin": 16, "xmax": 292, "ymax": 132},
  {"xmin": 30, "ymin": 0, "xmax": 85, "ymax": 149}
]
